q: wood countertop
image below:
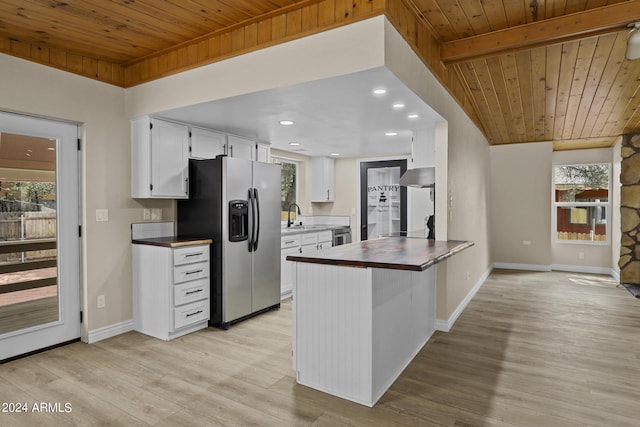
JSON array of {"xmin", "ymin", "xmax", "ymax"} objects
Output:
[
  {"xmin": 131, "ymin": 236, "xmax": 212, "ymax": 248},
  {"xmin": 286, "ymin": 237, "xmax": 473, "ymax": 271}
]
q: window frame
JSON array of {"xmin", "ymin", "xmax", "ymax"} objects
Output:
[
  {"xmin": 552, "ymin": 162, "xmax": 611, "ymax": 245},
  {"xmin": 272, "ymin": 156, "xmax": 299, "ymax": 220}
]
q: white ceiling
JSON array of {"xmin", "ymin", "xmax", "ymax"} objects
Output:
[{"xmin": 158, "ymin": 66, "xmax": 443, "ymax": 158}]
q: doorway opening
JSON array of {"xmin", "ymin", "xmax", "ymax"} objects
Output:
[{"xmin": 360, "ymin": 159, "xmax": 407, "ymax": 240}]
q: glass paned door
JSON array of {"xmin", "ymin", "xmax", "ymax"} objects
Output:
[
  {"xmin": 0, "ymin": 112, "xmax": 80, "ymax": 361},
  {"xmin": 360, "ymin": 160, "xmax": 407, "ymax": 240}
]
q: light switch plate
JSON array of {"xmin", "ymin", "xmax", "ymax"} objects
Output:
[
  {"xmin": 143, "ymin": 209, "xmax": 151, "ymax": 220},
  {"xmin": 96, "ymin": 209, "xmax": 109, "ymax": 222}
]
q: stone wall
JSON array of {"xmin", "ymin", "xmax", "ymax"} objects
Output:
[{"xmin": 620, "ymin": 132, "xmax": 640, "ymax": 284}]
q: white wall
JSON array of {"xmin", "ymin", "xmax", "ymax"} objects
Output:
[
  {"xmin": 125, "ymin": 16, "xmax": 387, "ymax": 119},
  {"xmin": 490, "ymin": 142, "xmax": 553, "ymax": 267},
  {"xmin": 383, "ymin": 20, "xmax": 492, "ymax": 321},
  {"xmin": 0, "ymin": 54, "xmax": 173, "ymax": 338}
]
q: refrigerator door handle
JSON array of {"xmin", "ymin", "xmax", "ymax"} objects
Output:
[
  {"xmin": 253, "ymin": 188, "xmax": 260, "ymax": 251},
  {"xmin": 248, "ymin": 188, "xmax": 255, "ymax": 253}
]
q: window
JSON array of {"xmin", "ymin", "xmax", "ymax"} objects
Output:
[
  {"xmin": 554, "ymin": 163, "xmax": 610, "ymax": 243},
  {"xmin": 273, "ymin": 157, "xmax": 298, "ymax": 220}
]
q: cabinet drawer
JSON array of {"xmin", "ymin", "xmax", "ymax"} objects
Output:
[
  {"xmin": 281, "ymin": 235, "xmax": 300, "ymax": 249},
  {"xmin": 318, "ymin": 230, "xmax": 332, "ymax": 243},
  {"xmin": 173, "ymin": 300, "xmax": 209, "ymax": 331},
  {"xmin": 174, "ymin": 262, "xmax": 209, "ymax": 284},
  {"xmin": 301, "ymin": 233, "xmax": 317, "ymax": 246},
  {"xmin": 174, "ymin": 278, "xmax": 210, "ymax": 306},
  {"xmin": 173, "ymin": 245, "xmax": 209, "ymax": 266}
]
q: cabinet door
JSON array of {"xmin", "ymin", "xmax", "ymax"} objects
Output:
[
  {"xmin": 311, "ymin": 157, "xmax": 335, "ymax": 202},
  {"xmin": 151, "ymin": 119, "xmax": 189, "ymax": 198},
  {"xmin": 190, "ymin": 127, "xmax": 226, "ymax": 159},
  {"xmin": 317, "ymin": 231, "xmax": 333, "ymax": 251},
  {"xmin": 256, "ymin": 143, "xmax": 270, "ymax": 163},
  {"xmin": 227, "ymin": 135, "xmax": 255, "ymax": 160},
  {"xmin": 281, "ymin": 246, "xmax": 299, "ymax": 296}
]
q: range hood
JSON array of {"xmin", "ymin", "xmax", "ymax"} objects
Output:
[{"xmin": 399, "ymin": 167, "xmax": 435, "ymax": 188}]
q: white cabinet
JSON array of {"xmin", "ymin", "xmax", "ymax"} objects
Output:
[
  {"xmin": 280, "ymin": 235, "xmax": 300, "ymax": 297},
  {"xmin": 280, "ymin": 230, "xmax": 333, "ymax": 296},
  {"xmin": 227, "ymin": 135, "xmax": 255, "ymax": 160},
  {"xmin": 133, "ymin": 243, "xmax": 210, "ymax": 340},
  {"xmin": 190, "ymin": 126, "xmax": 226, "ymax": 159},
  {"xmin": 227, "ymin": 135, "xmax": 270, "ymax": 162},
  {"xmin": 256, "ymin": 143, "xmax": 270, "ymax": 162},
  {"xmin": 131, "ymin": 117, "xmax": 190, "ymax": 199},
  {"xmin": 317, "ymin": 230, "xmax": 332, "ymax": 251},
  {"xmin": 311, "ymin": 157, "xmax": 335, "ymax": 202}
]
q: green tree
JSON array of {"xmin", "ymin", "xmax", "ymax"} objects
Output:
[{"xmin": 281, "ymin": 162, "xmax": 296, "ymax": 211}]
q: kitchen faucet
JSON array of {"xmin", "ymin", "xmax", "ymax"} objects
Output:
[{"xmin": 287, "ymin": 203, "xmax": 301, "ymax": 227}]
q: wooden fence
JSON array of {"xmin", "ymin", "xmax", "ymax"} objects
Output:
[{"xmin": 0, "ymin": 211, "xmax": 56, "ymax": 263}]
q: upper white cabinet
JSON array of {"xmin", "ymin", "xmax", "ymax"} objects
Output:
[
  {"xmin": 132, "ymin": 117, "xmax": 271, "ymax": 199},
  {"xmin": 190, "ymin": 127, "xmax": 226, "ymax": 159},
  {"xmin": 227, "ymin": 135, "xmax": 271, "ymax": 162},
  {"xmin": 256, "ymin": 143, "xmax": 270, "ymax": 163},
  {"xmin": 227, "ymin": 135, "xmax": 254, "ymax": 160},
  {"xmin": 132, "ymin": 117, "xmax": 190, "ymax": 199},
  {"xmin": 311, "ymin": 157, "xmax": 335, "ymax": 202}
]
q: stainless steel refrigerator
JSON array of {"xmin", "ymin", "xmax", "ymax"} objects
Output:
[{"xmin": 177, "ymin": 156, "xmax": 281, "ymax": 329}]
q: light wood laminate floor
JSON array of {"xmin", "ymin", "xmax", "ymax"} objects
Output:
[{"xmin": 1, "ymin": 270, "xmax": 638, "ymax": 426}]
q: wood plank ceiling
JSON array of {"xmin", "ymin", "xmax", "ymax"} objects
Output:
[{"xmin": 1, "ymin": 0, "xmax": 639, "ymax": 150}]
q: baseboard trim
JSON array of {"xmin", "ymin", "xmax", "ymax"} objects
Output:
[
  {"xmin": 435, "ymin": 265, "xmax": 493, "ymax": 333},
  {"xmin": 492, "ymin": 262, "xmax": 617, "ymax": 279},
  {"xmin": 87, "ymin": 319, "xmax": 134, "ymax": 344},
  {"xmin": 492, "ymin": 262, "xmax": 552, "ymax": 272},
  {"xmin": 550, "ymin": 264, "xmax": 617, "ymax": 278}
]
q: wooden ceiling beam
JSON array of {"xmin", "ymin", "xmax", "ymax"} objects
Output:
[{"xmin": 440, "ymin": 1, "xmax": 640, "ymax": 64}]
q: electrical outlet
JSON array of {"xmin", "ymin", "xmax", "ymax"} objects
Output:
[
  {"xmin": 151, "ymin": 209, "xmax": 162, "ymax": 220},
  {"xmin": 143, "ymin": 209, "xmax": 151, "ymax": 220},
  {"xmin": 97, "ymin": 294, "xmax": 105, "ymax": 308},
  {"xmin": 523, "ymin": 240, "xmax": 531, "ymax": 245},
  {"xmin": 579, "ymin": 252, "xmax": 585, "ymax": 259},
  {"xmin": 466, "ymin": 271, "xmax": 470, "ymax": 281}
]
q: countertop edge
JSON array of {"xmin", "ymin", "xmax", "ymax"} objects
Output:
[
  {"xmin": 132, "ymin": 237, "xmax": 213, "ymax": 248},
  {"xmin": 286, "ymin": 239, "xmax": 474, "ymax": 271}
]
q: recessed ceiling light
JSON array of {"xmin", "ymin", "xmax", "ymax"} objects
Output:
[
  {"xmin": 385, "ymin": 132, "xmax": 398, "ymax": 136},
  {"xmin": 289, "ymin": 142, "xmax": 300, "ymax": 146},
  {"xmin": 330, "ymin": 153, "xmax": 340, "ymax": 156},
  {"xmin": 47, "ymin": 147, "xmax": 55, "ymax": 151},
  {"xmin": 392, "ymin": 103, "xmax": 405, "ymax": 109},
  {"xmin": 279, "ymin": 120, "xmax": 295, "ymax": 126},
  {"xmin": 407, "ymin": 113, "xmax": 419, "ymax": 119},
  {"xmin": 373, "ymin": 88, "xmax": 387, "ymax": 95},
  {"xmin": 25, "ymin": 153, "xmax": 32, "ymax": 157}
]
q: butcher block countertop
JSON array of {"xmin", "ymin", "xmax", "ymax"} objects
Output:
[
  {"xmin": 131, "ymin": 236, "xmax": 212, "ymax": 248},
  {"xmin": 286, "ymin": 238, "xmax": 473, "ymax": 271}
]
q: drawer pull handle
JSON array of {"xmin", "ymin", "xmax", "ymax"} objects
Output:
[
  {"xmin": 285, "ymin": 240, "xmax": 296, "ymax": 244},
  {"xmin": 186, "ymin": 289, "xmax": 203, "ymax": 295},
  {"xmin": 186, "ymin": 310, "xmax": 203, "ymax": 318},
  {"xmin": 185, "ymin": 252, "xmax": 203, "ymax": 257},
  {"xmin": 185, "ymin": 269, "xmax": 203, "ymax": 275}
]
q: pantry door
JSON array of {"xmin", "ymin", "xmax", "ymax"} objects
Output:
[
  {"xmin": 360, "ymin": 159, "xmax": 407, "ymax": 240},
  {"xmin": 0, "ymin": 111, "xmax": 80, "ymax": 361}
]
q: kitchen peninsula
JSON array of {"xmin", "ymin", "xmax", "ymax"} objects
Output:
[{"xmin": 286, "ymin": 237, "xmax": 473, "ymax": 407}]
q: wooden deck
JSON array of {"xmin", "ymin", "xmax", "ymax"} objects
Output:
[{"xmin": 0, "ymin": 269, "xmax": 638, "ymax": 426}]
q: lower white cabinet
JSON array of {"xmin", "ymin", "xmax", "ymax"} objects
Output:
[
  {"xmin": 133, "ymin": 243, "xmax": 210, "ymax": 340},
  {"xmin": 280, "ymin": 230, "xmax": 334, "ymax": 296}
]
